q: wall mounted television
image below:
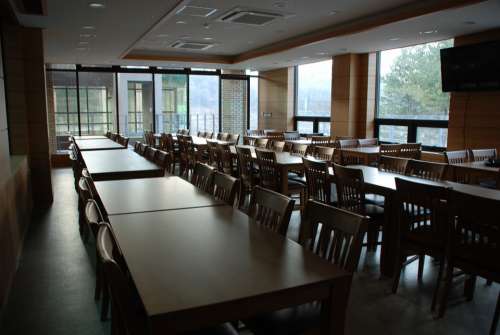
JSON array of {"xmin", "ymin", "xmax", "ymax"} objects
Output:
[{"xmin": 440, "ymin": 40, "xmax": 500, "ymax": 92}]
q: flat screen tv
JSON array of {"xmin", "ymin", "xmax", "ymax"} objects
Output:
[{"xmin": 440, "ymin": 40, "xmax": 500, "ymax": 92}]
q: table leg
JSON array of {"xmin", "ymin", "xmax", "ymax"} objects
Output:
[
  {"xmin": 380, "ymin": 192, "xmax": 397, "ymax": 277},
  {"xmin": 280, "ymin": 165, "xmax": 289, "ymax": 194},
  {"xmin": 320, "ymin": 275, "xmax": 352, "ymax": 335}
]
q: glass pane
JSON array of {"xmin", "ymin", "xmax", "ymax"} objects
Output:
[
  {"xmin": 378, "ymin": 40, "xmax": 453, "ymax": 120},
  {"xmin": 155, "ymin": 74, "xmax": 188, "ymax": 134},
  {"xmin": 249, "ymin": 76, "xmax": 259, "ymax": 130},
  {"xmin": 297, "ymin": 60, "xmax": 332, "ymax": 117},
  {"xmin": 379, "ymin": 125, "xmax": 408, "ymax": 143},
  {"xmin": 118, "ymin": 73, "xmax": 153, "ymax": 141},
  {"xmin": 79, "ymin": 72, "xmax": 117, "ymax": 136},
  {"xmin": 221, "ymin": 79, "xmax": 248, "ymax": 138},
  {"xmin": 46, "ymin": 71, "xmax": 77, "ymax": 151},
  {"xmin": 297, "ymin": 121, "xmax": 314, "ymax": 134},
  {"xmin": 189, "ymin": 75, "xmax": 219, "ymax": 134},
  {"xmin": 417, "ymin": 127, "xmax": 448, "ymax": 148},
  {"xmin": 318, "ymin": 122, "xmax": 330, "ymax": 136}
]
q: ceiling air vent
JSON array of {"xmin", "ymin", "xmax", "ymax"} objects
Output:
[
  {"xmin": 176, "ymin": 5, "xmax": 217, "ymax": 17},
  {"xmin": 170, "ymin": 41, "xmax": 214, "ymax": 51},
  {"xmin": 218, "ymin": 9, "xmax": 283, "ymax": 26}
]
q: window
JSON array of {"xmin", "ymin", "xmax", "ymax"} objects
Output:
[
  {"xmin": 189, "ymin": 75, "xmax": 219, "ymax": 134},
  {"xmin": 376, "ymin": 40, "xmax": 453, "ymax": 150},
  {"xmin": 295, "ymin": 60, "xmax": 332, "ymax": 134},
  {"xmin": 249, "ymin": 76, "xmax": 259, "ymax": 130},
  {"xmin": 156, "ymin": 74, "xmax": 188, "ymax": 133}
]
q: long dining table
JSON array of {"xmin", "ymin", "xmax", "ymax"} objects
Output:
[
  {"xmin": 74, "ymin": 138, "xmax": 126, "ymax": 151},
  {"xmin": 80, "ymin": 149, "xmax": 164, "ymax": 181}
]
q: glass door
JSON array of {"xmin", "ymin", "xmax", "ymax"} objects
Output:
[{"xmin": 154, "ymin": 74, "xmax": 188, "ymax": 134}]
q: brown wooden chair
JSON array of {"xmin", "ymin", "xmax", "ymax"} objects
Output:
[
  {"xmin": 236, "ymin": 146, "xmax": 258, "ymax": 209},
  {"xmin": 105, "ymin": 131, "xmax": 111, "ymax": 138},
  {"xmin": 444, "ymin": 150, "xmax": 469, "ymax": 164},
  {"xmin": 437, "ymin": 189, "xmax": 500, "ymax": 335},
  {"xmin": 312, "ymin": 146, "xmax": 335, "ymax": 161},
  {"xmin": 380, "ymin": 143, "xmax": 402, "ymax": 157},
  {"xmin": 248, "ymin": 186, "xmax": 294, "ymax": 236},
  {"xmin": 244, "ymin": 200, "xmax": 367, "ymax": 335},
  {"xmin": 469, "ymin": 148, "xmax": 497, "ymax": 161},
  {"xmin": 405, "ymin": 159, "xmax": 446, "ymax": 181},
  {"xmin": 138, "ymin": 142, "xmax": 148, "ymax": 156},
  {"xmin": 118, "ymin": 136, "xmax": 129, "ymax": 147},
  {"xmin": 227, "ymin": 133, "xmax": 240, "ymax": 145},
  {"xmin": 311, "ymin": 136, "xmax": 331, "ymax": 146},
  {"xmin": 191, "ymin": 162, "xmax": 215, "ymax": 193},
  {"xmin": 243, "ymin": 135, "xmax": 255, "ymax": 146},
  {"xmin": 400, "ymin": 143, "xmax": 422, "ymax": 159},
  {"xmin": 254, "ymin": 138, "xmax": 269, "ymax": 149},
  {"xmin": 378, "ymin": 155, "xmax": 409, "ymax": 174},
  {"xmin": 392, "ymin": 178, "xmax": 448, "ymax": 312},
  {"xmin": 155, "ymin": 150, "xmax": 172, "ymax": 175},
  {"xmin": 144, "ymin": 147, "xmax": 158, "ymax": 162},
  {"xmin": 133, "ymin": 141, "xmax": 141, "ymax": 153},
  {"xmin": 269, "ymin": 141, "xmax": 286, "ymax": 152},
  {"xmin": 217, "ymin": 132, "xmax": 229, "ymax": 141},
  {"xmin": 212, "ymin": 172, "xmax": 239, "ymax": 206},
  {"xmin": 266, "ymin": 131, "xmax": 284, "ymax": 142},
  {"xmin": 206, "ymin": 140, "xmax": 220, "ymax": 169},
  {"xmin": 290, "ymin": 143, "xmax": 308, "ymax": 156},
  {"xmin": 303, "ymin": 157, "xmax": 334, "ymax": 205},
  {"xmin": 205, "ymin": 131, "xmax": 213, "ymax": 139},
  {"xmin": 338, "ymin": 139, "xmax": 359, "ymax": 149},
  {"xmin": 216, "ymin": 143, "xmax": 236, "ymax": 176},
  {"xmin": 333, "ymin": 163, "xmax": 384, "ymax": 251},
  {"xmin": 358, "ymin": 138, "xmax": 378, "ymax": 147},
  {"xmin": 198, "ymin": 131, "xmax": 206, "ymax": 137}
]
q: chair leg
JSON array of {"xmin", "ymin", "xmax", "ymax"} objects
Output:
[
  {"xmin": 392, "ymin": 255, "xmax": 405, "ymax": 294},
  {"xmin": 437, "ymin": 261, "xmax": 454, "ymax": 318},
  {"xmin": 418, "ymin": 254, "xmax": 425, "ymax": 282},
  {"xmin": 491, "ymin": 292, "xmax": 500, "ymax": 335},
  {"xmin": 431, "ymin": 257, "xmax": 445, "ymax": 312},
  {"xmin": 464, "ymin": 275, "xmax": 477, "ymax": 301}
]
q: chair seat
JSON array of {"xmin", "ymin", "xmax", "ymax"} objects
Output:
[
  {"xmin": 365, "ymin": 193, "xmax": 385, "ymax": 207},
  {"xmin": 364, "ymin": 203, "xmax": 384, "ymax": 218},
  {"xmin": 403, "ymin": 226, "xmax": 445, "ymax": 250},
  {"xmin": 288, "ymin": 173, "xmax": 306, "ymax": 184},
  {"xmin": 288, "ymin": 179, "xmax": 306, "ymax": 191},
  {"xmin": 244, "ymin": 302, "xmax": 320, "ymax": 335}
]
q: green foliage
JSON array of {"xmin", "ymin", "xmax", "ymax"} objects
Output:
[{"xmin": 379, "ymin": 40, "xmax": 453, "ymax": 119}]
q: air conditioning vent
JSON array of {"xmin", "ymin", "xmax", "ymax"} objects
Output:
[
  {"xmin": 218, "ymin": 9, "xmax": 283, "ymax": 26},
  {"xmin": 176, "ymin": 5, "xmax": 217, "ymax": 17},
  {"xmin": 170, "ymin": 41, "xmax": 214, "ymax": 50}
]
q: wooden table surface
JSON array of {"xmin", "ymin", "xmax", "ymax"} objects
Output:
[
  {"xmin": 94, "ymin": 176, "xmax": 225, "ymax": 216},
  {"xmin": 110, "ymin": 205, "xmax": 351, "ymax": 334},
  {"xmin": 81, "ymin": 149, "xmax": 164, "ymax": 181},
  {"xmin": 75, "ymin": 138, "xmax": 125, "ymax": 151},
  {"xmin": 72, "ymin": 135, "xmax": 108, "ymax": 140},
  {"xmin": 285, "ymin": 139, "xmax": 312, "ymax": 145}
]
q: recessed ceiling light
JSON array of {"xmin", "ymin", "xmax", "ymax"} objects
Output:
[
  {"xmin": 176, "ymin": 20, "xmax": 187, "ymax": 24},
  {"xmin": 316, "ymin": 52, "xmax": 327, "ymax": 56},
  {"xmin": 420, "ymin": 30, "xmax": 438, "ymax": 34},
  {"xmin": 328, "ymin": 10, "xmax": 338, "ymax": 15},
  {"xmin": 82, "ymin": 25, "xmax": 96, "ymax": 30},
  {"xmin": 389, "ymin": 37, "xmax": 400, "ymax": 41},
  {"xmin": 88, "ymin": 2, "xmax": 105, "ymax": 9},
  {"xmin": 203, "ymin": 37, "xmax": 213, "ymax": 40}
]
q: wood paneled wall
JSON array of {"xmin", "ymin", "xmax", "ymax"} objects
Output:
[{"xmin": 447, "ymin": 28, "xmax": 500, "ymax": 152}]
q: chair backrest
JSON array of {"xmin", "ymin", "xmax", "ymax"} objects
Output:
[
  {"xmin": 378, "ymin": 155, "xmax": 409, "ymax": 174},
  {"xmin": 163, "ymin": 133, "xmax": 175, "ymax": 152},
  {"xmin": 243, "ymin": 136, "xmax": 255, "ymax": 146},
  {"xmin": 380, "ymin": 144, "xmax": 402, "ymax": 157},
  {"xmin": 236, "ymin": 146, "xmax": 254, "ymax": 186},
  {"xmin": 338, "ymin": 139, "xmax": 359, "ymax": 149},
  {"xmin": 311, "ymin": 136, "xmax": 331, "ymax": 146},
  {"xmin": 445, "ymin": 150, "xmax": 469, "ymax": 164},
  {"xmin": 78, "ymin": 176, "xmax": 92, "ymax": 202},
  {"xmin": 191, "ymin": 162, "xmax": 215, "ymax": 192},
  {"xmin": 205, "ymin": 132, "xmax": 213, "ymax": 139},
  {"xmin": 216, "ymin": 143, "xmax": 233, "ymax": 174},
  {"xmin": 248, "ymin": 186, "xmax": 295, "ymax": 236},
  {"xmin": 85, "ymin": 199, "xmax": 105, "ymax": 230},
  {"xmin": 395, "ymin": 177, "xmax": 448, "ymax": 242},
  {"xmin": 300, "ymin": 200, "xmax": 367, "ymax": 272},
  {"xmin": 400, "ymin": 143, "xmax": 422, "ymax": 159},
  {"xmin": 198, "ymin": 131, "xmax": 206, "ymax": 137},
  {"xmin": 212, "ymin": 172, "xmax": 239, "ymax": 206},
  {"xmin": 266, "ymin": 131, "xmax": 285, "ymax": 141},
  {"xmin": 206, "ymin": 140, "xmax": 220, "ymax": 167},
  {"xmin": 144, "ymin": 146, "xmax": 158, "ymax": 162},
  {"xmin": 105, "ymin": 131, "xmax": 111, "ymax": 138},
  {"xmin": 469, "ymin": 148, "xmax": 497, "ymax": 162},
  {"xmin": 134, "ymin": 141, "xmax": 141, "ymax": 153},
  {"xmin": 290, "ymin": 143, "xmax": 309, "ymax": 156},
  {"xmin": 155, "ymin": 150, "xmax": 172, "ymax": 174},
  {"xmin": 227, "ymin": 133, "xmax": 240, "ymax": 145},
  {"xmin": 255, "ymin": 149, "xmax": 279, "ymax": 191},
  {"xmin": 447, "ymin": 189, "xmax": 500, "ymax": 274},
  {"xmin": 333, "ymin": 164, "xmax": 366, "ymax": 215},
  {"xmin": 270, "ymin": 141, "xmax": 286, "ymax": 153},
  {"xmin": 284, "ymin": 131, "xmax": 300, "ymax": 140},
  {"xmin": 312, "ymin": 146, "xmax": 335, "ymax": 161},
  {"xmin": 303, "ymin": 157, "xmax": 331, "ymax": 204},
  {"xmin": 138, "ymin": 142, "xmax": 148, "ymax": 156},
  {"xmin": 254, "ymin": 138, "xmax": 269, "ymax": 149},
  {"xmin": 357, "ymin": 138, "xmax": 378, "ymax": 147},
  {"xmin": 217, "ymin": 132, "xmax": 229, "ymax": 141},
  {"xmin": 405, "ymin": 159, "xmax": 446, "ymax": 181}
]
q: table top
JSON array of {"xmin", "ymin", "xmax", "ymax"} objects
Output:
[
  {"xmin": 285, "ymin": 139, "xmax": 311, "ymax": 145},
  {"xmin": 95, "ymin": 176, "xmax": 225, "ymax": 215},
  {"xmin": 230, "ymin": 145, "xmax": 304, "ymax": 166},
  {"xmin": 72, "ymin": 135, "xmax": 108, "ymax": 140},
  {"xmin": 340, "ymin": 146, "xmax": 380, "ymax": 154},
  {"xmin": 81, "ymin": 150, "xmax": 162, "ymax": 177},
  {"xmin": 452, "ymin": 161, "xmax": 500, "ymax": 173},
  {"xmin": 110, "ymin": 205, "xmax": 349, "ymax": 320},
  {"xmin": 75, "ymin": 138, "xmax": 125, "ymax": 151}
]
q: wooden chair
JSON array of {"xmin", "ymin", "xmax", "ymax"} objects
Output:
[
  {"xmin": 437, "ymin": 189, "xmax": 500, "ymax": 335},
  {"xmin": 155, "ymin": 150, "xmax": 172, "ymax": 175},
  {"xmin": 290, "ymin": 143, "xmax": 308, "ymax": 156},
  {"xmin": 77, "ymin": 174, "xmax": 93, "ymax": 236},
  {"xmin": 400, "ymin": 143, "xmax": 422, "ymax": 159},
  {"xmin": 144, "ymin": 147, "xmax": 158, "ymax": 162},
  {"xmin": 469, "ymin": 148, "xmax": 497, "ymax": 161},
  {"xmin": 84, "ymin": 198, "xmax": 104, "ymax": 242},
  {"xmin": 338, "ymin": 139, "xmax": 359, "ymax": 149},
  {"xmin": 118, "ymin": 136, "xmax": 129, "ymax": 147},
  {"xmin": 243, "ymin": 136, "xmax": 255, "ymax": 146},
  {"xmin": 212, "ymin": 172, "xmax": 239, "ymax": 206},
  {"xmin": 244, "ymin": 200, "xmax": 367, "ymax": 335},
  {"xmin": 105, "ymin": 131, "xmax": 111, "ymax": 138},
  {"xmin": 191, "ymin": 162, "xmax": 215, "ymax": 193},
  {"xmin": 380, "ymin": 144, "xmax": 402, "ymax": 157},
  {"xmin": 266, "ymin": 131, "xmax": 284, "ymax": 142},
  {"xmin": 303, "ymin": 157, "xmax": 334, "ymax": 204},
  {"xmin": 206, "ymin": 140, "xmax": 220, "ymax": 169},
  {"xmin": 311, "ymin": 136, "xmax": 331, "ymax": 146},
  {"xmin": 270, "ymin": 141, "xmax": 286, "ymax": 152},
  {"xmin": 110, "ymin": 133, "xmax": 118, "ymax": 141},
  {"xmin": 392, "ymin": 178, "xmax": 448, "ymax": 312},
  {"xmin": 254, "ymin": 138, "xmax": 269, "ymax": 149},
  {"xmin": 405, "ymin": 159, "xmax": 446, "ymax": 181},
  {"xmin": 444, "ymin": 150, "xmax": 469, "ymax": 164},
  {"xmin": 227, "ymin": 133, "xmax": 240, "ymax": 145},
  {"xmin": 198, "ymin": 131, "xmax": 206, "ymax": 138},
  {"xmin": 358, "ymin": 138, "xmax": 378, "ymax": 147},
  {"xmin": 217, "ymin": 132, "xmax": 229, "ymax": 141},
  {"xmin": 133, "ymin": 141, "xmax": 141, "ymax": 153},
  {"xmin": 312, "ymin": 146, "xmax": 335, "ymax": 161},
  {"xmin": 216, "ymin": 143, "xmax": 236, "ymax": 176},
  {"xmin": 236, "ymin": 146, "xmax": 258, "ymax": 209},
  {"xmin": 333, "ymin": 163, "xmax": 384, "ymax": 251},
  {"xmin": 205, "ymin": 131, "xmax": 213, "ymax": 139},
  {"xmin": 163, "ymin": 134, "xmax": 178, "ymax": 172},
  {"xmin": 138, "ymin": 142, "xmax": 148, "ymax": 156},
  {"xmin": 248, "ymin": 186, "xmax": 294, "ymax": 236},
  {"xmin": 379, "ymin": 155, "xmax": 409, "ymax": 174}
]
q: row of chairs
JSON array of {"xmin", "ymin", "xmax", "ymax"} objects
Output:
[
  {"xmin": 445, "ymin": 148, "xmax": 497, "ymax": 164},
  {"xmin": 105, "ymin": 132, "xmax": 129, "ymax": 147},
  {"xmin": 133, "ymin": 142, "xmax": 171, "ymax": 173}
]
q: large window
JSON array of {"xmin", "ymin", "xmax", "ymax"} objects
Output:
[
  {"xmin": 376, "ymin": 40, "xmax": 453, "ymax": 149},
  {"xmin": 156, "ymin": 74, "xmax": 188, "ymax": 133},
  {"xmin": 189, "ymin": 75, "xmax": 219, "ymax": 134},
  {"xmin": 295, "ymin": 60, "xmax": 332, "ymax": 135},
  {"xmin": 249, "ymin": 74, "xmax": 259, "ymax": 130}
]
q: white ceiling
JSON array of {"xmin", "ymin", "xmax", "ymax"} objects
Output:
[{"xmin": 15, "ymin": 0, "xmax": 500, "ymax": 70}]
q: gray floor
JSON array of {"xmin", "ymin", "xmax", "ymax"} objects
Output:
[{"xmin": 0, "ymin": 168, "xmax": 498, "ymax": 334}]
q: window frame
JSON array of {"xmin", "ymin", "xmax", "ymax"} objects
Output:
[{"xmin": 374, "ymin": 51, "xmax": 449, "ymax": 152}]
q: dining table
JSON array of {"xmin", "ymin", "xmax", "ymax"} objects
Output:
[
  {"xmin": 339, "ymin": 146, "xmax": 380, "ymax": 165},
  {"xmin": 80, "ymin": 149, "xmax": 164, "ymax": 181},
  {"xmin": 94, "ymin": 176, "xmax": 225, "ymax": 216},
  {"xmin": 108, "ymin": 205, "xmax": 352, "ymax": 335},
  {"xmin": 71, "ymin": 135, "xmax": 108, "ymax": 140},
  {"xmin": 449, "ymin": 160, "xmax": 499, "ymax": 186},
  {"xmin": 74, "ymin": 138, "xmax": 126, "ymax": 151}
]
